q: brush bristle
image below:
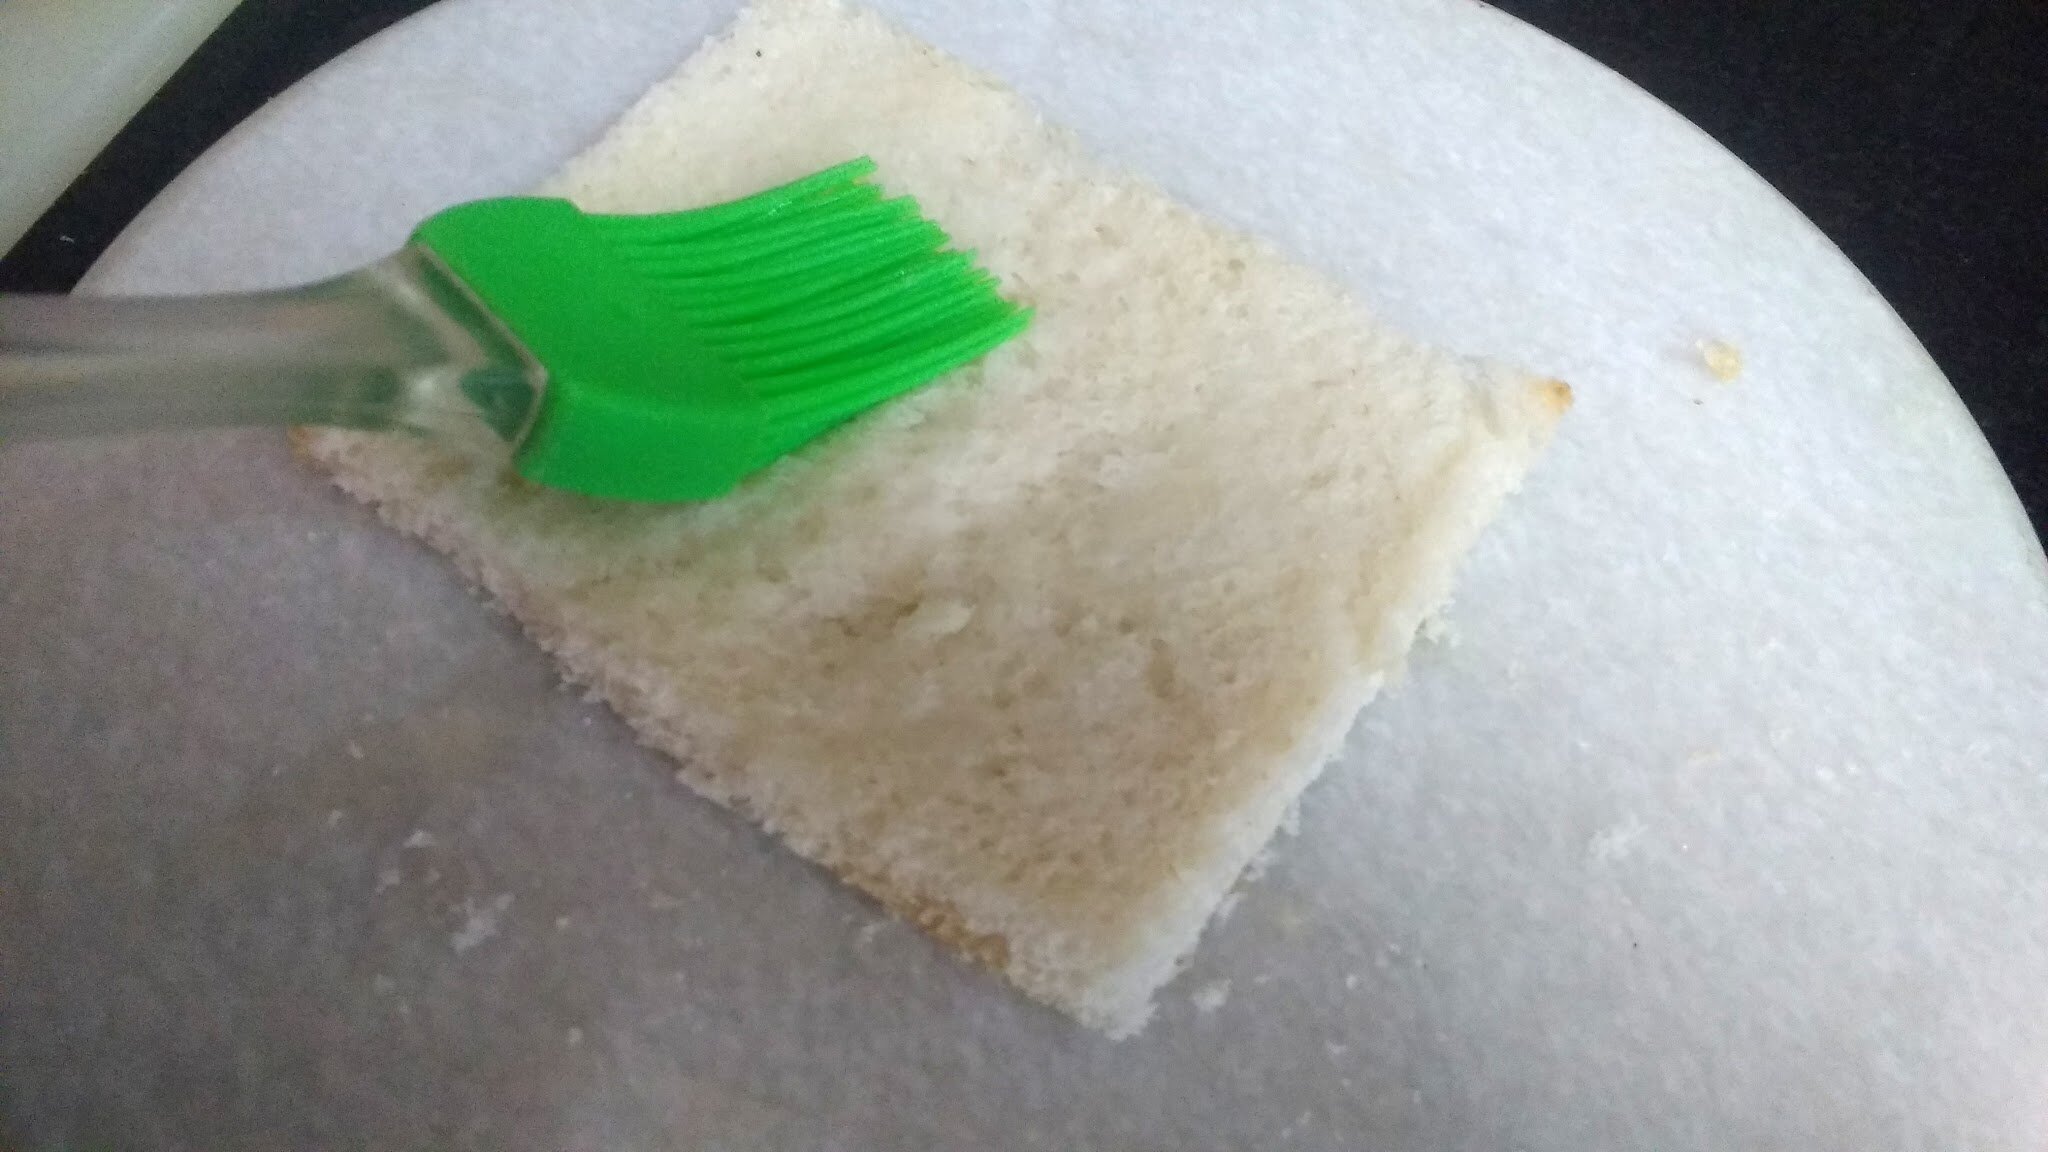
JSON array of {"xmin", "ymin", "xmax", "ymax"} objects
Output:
[{"xmin": 587, "ymin": 158, "xmax": 1029, "ymax": 431}]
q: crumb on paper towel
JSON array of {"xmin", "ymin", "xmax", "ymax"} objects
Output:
[
  {"xmin": 1417, "ymin": 609, "xmax": 1459, "ymax": 647},
  {"xmin": 1191, "ymin": 979, "xmax": 1232, "ymax": 1013},
  {"xmin": 451, "ymin": 893, "xmax": 515, "ymax": 954},
  {"xmin": 1698, "ymin": 338, "xmax": 1744, "ymax": 381},
  {"xmin": 1588, "ymin": 815, "xmax": 1648, "ymax": 864}
]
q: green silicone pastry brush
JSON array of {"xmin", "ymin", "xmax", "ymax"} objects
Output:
[{"xmin": 0, "ymin": 158, "xmax": 1029, "ymax": 501}]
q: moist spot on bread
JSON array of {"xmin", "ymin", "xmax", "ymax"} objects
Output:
[{"xmin": 1145, "ymin": 641, "xmax": 1182, "ymax": 701}]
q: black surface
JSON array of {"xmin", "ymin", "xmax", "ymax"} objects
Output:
[{"xmin": 3, "ymin": 0, "xmax": 2043, "ymax": 541}]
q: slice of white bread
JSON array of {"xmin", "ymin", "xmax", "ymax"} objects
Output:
[{"xmin": 296, "ymin": 0, "xmax": 1569, "ymax": 1035}]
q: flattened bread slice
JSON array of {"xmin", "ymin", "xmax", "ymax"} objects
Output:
[{"xmin": 297, "ymin": 0, "xmax": 1568, "ymax": 1035}]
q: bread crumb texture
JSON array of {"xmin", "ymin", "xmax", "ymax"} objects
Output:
[
  {"xmin": 1698, "ymin": 338, "xmax": 1743, "ymax": 382},
  {"xmin": 297, "ymin": 0, "xmax": 1565, "ymax": 1035}
]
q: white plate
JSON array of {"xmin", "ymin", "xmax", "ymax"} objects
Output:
[{"xmin": 5, "ymin": 0, "xmax": 2046, "ymax": 1148}]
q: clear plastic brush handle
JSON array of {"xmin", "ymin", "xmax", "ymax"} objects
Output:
[{"xmin": 0, "ymin": 248, "xmax": 543, "ymax": 447}]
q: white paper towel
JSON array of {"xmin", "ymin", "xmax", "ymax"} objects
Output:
[{"xmin": 3, "ymin": 0, "xmax": 2044, "ymax": 1148}]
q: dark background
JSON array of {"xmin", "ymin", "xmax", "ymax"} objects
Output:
[{"xmin": 3, "ymin": 0, "xmax": 2043, "ymax": 542}]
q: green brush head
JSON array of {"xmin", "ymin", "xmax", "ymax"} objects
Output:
[{"xmin": 410, "ymin": 158, "xmax": 1029, "ymax": 502}]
